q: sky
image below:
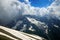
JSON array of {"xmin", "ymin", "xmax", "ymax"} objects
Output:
[
  {"xmin": 20, "ymin": 0, "xmax": 54, "ymax": 7},
  {"xmin": 0, "ymin": 0, "xmax": 60, "ymax": 25}
]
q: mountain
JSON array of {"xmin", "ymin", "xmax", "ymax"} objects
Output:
[
  {"xmin": 0, "ymin": 15, "xmax": 60, "ymax": 40},
  {"xmin": 0, "ymin": 26, "xmax": 46, "ymax": 40},
  {"xmin": 6, "ymin": 15, "xmax": 48, "ymax": 39}
]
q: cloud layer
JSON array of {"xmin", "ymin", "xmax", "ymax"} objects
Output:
[
  {"xmin": 0, "ymin": 0, "xmax": 21, "ymax": 25},
  {"xmin": 0, "ymin": 0, "xmax": 60, "ymax": 25}
]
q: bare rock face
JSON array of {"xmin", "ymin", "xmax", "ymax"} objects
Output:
[{"xmin": 0, "ymin": 26, "xmax": 46, "ymax": 40}]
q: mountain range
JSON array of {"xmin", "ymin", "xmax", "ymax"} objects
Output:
[{"xmin": 0, "ymin": 15, "xmax": 60, "ymax": 40}]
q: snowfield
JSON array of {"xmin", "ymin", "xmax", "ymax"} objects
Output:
[{"xmin": 0, "ymin": 26, "xmax": 46, "ymax": 40}]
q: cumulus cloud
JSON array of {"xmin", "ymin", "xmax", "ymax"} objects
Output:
[
  {"xmin": 20, "ymin": 0, "xmax": 60, "ymax": 18},
  {"xmin": 47, "ymin": 0, "xmax": 60, "ymax": 19},
  {"xmin": 0, "ymin": 0, "xmax": 21, "ymax": 25},
  {"xmin": 0, "ymin": 0, "xmax": 60, "ymax": 25},
  {"xmin": 24, "ymin": 0, "xmax": 30, "ymax": 4}
]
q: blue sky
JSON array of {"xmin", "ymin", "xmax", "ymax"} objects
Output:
[{"xmin": 19, "ymin": 0, "xmax": 55, "ymax": 7}]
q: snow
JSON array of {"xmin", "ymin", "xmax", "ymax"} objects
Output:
[
  {"xmin": 27, "ymin": 17, "xmax": 48, "ymax": 34},
  {"xmin": 0, "ymin": 26, "xmax": 46, "ymax": 40},
  {"xmin": 0, "ymin": 32, "xmax": 17, "ymax": 40},
  {"xmin": 29, "ymin": 26, "xmax": 35, "ymax": 31},
  {"xmin": 54, "ymin": 25, "xmax": 59, "ymax": 28}
]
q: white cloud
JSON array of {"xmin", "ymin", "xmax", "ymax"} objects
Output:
[
  {"xmin": 47, "ymin": 0, "xmax": 60, "ymax": 19},
  {"xmin": 0, "ymin": 0, "xmax": 60, "ymax": 25},
  {"xmin": 0, "ymin": 0, "xmax": 21, "ymax": 25},
  {"xmin": 24, "ymin": 0, "xmax": 30, "ymax": 3},
  {"xmin": 21, "ymin": 0, "xmax": 60, "ymax": 18}
]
